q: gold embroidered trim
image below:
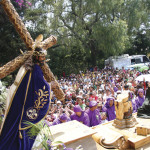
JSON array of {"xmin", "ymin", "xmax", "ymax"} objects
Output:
[
  {"xmin": 14, "ymin": 81, "xmax": 19, "ymax": 86},
  {"xmin": 19, "ymin": 72, "xmax": 32, "ymax": 131},
  {"xmin": 34, "ymin": 86, "xmax": 49, "ymax": 111},
  {"xmin": 0, "ymin": 70, "xmax": 27, "ymax": 135},
  {"xmin": 19, "ymin": 79, "xmax": 51, "ymax": 130}
]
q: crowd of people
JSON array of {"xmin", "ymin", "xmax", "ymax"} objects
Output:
[{"xmin": 44, "ymin": 66, "xmax": 149, "ymax": 127}]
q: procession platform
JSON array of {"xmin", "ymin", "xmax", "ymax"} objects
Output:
[
  {"xmin": 33, "ymin": 120, "xmax": 97, "ymax": 150},
  {"xmin": 92, "ymin": 115, "xmax": 150, "ymax": 149},
  {"xmin": 33, "ymin": 116, "xmax": 150, "ymax": 150}
]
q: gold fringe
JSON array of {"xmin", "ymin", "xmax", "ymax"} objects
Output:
[{"xmin": 19, "ymin": 131, "xmax": 23, "ymax": 139}]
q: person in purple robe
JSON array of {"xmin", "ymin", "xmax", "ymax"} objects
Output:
[
  {"xmin": 114, "ymin": 86, "xmax": 118, "ymax": 92},
  {"xmin": 104, "ymin": 97, "xmax": 116, "ymax": 121},
  {"xmin": 109, "ymin": 76, "xmax": 114, "ymax": 83},
  {"xmin": 97, "ymin": 102, "xmax": 106, "ymax": 112},
  {"xmin": 129, "ymin": 91, "xmax": 137, "ymax": 113},
  {"xmin": 135, "ymin": 89, "xmax": 145, "ymax": 112},
  {"xmin": 86, "ymin": 101, "xmax": 101, "ymax": 127},
  {"xmin": 70, "ymin": 105, "xmax": 90, "ymax": 126},
  {"xmin": 52, "ymin": 113, "xmax": 70, "ymax": 125}
]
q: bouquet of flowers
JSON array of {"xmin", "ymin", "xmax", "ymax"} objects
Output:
[{"xmin": 25, "ymin": 121, "xmax": 83, "ymax": 150}]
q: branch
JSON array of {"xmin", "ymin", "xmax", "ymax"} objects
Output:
[
  {"xmin": 59, "ymin": 15, "xmax": 82, "ymax": 41},
  {"xmin": 70, "ymin": 0, "xmax": 90, "ymax": 31},
  {"xmin": 50, "ymin": 44, "xmax": 67, "ymax": 49},
  {"xmin": 60, "ymin": 15, "xmax": 89, "ymax": 49},
  {"xmin": 89, "ymin": 12, "xmax": 99, "ymax": 27}
]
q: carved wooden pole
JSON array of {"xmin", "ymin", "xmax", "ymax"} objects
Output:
[
  {"xmin": 41, "ymin": 63, "xmax": 65, "ymax": 100},
  {"xmin": 0, "ymin": 51, "xmax": 33, "ymax": 79},
  {"xmin": 0, "ymin": 0, "xmax": 65, "ymax": 100}
]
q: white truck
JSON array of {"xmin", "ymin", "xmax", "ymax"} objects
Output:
[{"xmin": 105, "ymin": 54, "xmax": 150, "ymax": 69}]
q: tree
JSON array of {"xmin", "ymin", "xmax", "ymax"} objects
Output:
[
  {"xmin": 0, "ymin": 1, "xmax": 28, "ymax": 66},
  {"xmin": 126, "ymin": 29, "xmax": 150, "ymax": 55},
  {"xmin": 0, "ymin": 0, "xmax": 150, "ymax": 76},
  {"xmin": 42, "ymin": 0, "xmax": 149, "ymax": 67}
]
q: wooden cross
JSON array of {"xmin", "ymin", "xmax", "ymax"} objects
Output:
[{"xmin": 0, "ymin": 0, "xmax": 65, "ymax": 100}]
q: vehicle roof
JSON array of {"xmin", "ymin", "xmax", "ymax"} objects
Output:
[
  {"xmin": 105, "ymin": 54, "xmax": 146, "ymax": 61},
  {"xmin": 129, "ymin": 55, "xmax": 145, "ymax": 58}
]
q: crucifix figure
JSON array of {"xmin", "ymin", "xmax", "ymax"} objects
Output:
[{"xmin": 0, "ymin": 0, "xmax": 65, "ymax": 149}]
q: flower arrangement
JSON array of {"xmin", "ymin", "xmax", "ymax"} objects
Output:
[
  {"xmin": 0, "ymin": 81, "xmax": 7, "ymax": 128},
  {"xmin": 14, "ymin": 0, "xmax": 32, "ymax": 8},
  {"xmin": 25, "ymin": 121, "xmax": 83, "ymax": 150}
]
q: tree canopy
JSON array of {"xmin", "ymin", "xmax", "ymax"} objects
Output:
[{"xmin": 0, "ymin": 0, "xmax": 150, "ymax": 77}]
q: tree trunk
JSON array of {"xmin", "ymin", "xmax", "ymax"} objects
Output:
[{"xmin": 89, "ymin": 40, "xmax": 97, "ymax": 67}]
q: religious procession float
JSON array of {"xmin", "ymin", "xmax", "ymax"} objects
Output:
[{"xmin": 0, "ymin": 0, "xmax": 150, "ymax": 150}]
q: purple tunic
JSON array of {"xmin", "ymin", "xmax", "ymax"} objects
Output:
[
  {"xmin": 70, "ymin": 111, "xmax": 90, "ymax": 126},
  {"xmin": 132, "ymin": 100, "xmax": 137, "ymax": 113},
  {"xmin": 102, "ymin": 105, "xmax": 107, "ymax": 112},
  {"xmin": 114, "ymin": 87, "xmax": 118, "ymax": 92},
  {"xmin": 52, "ymin": 117, "xmax": 71, "ymax": 125},
  {"xmin": 52, "ymin": 118, "xmax": 62, "ymax": 125},
  {"xmin": 135, "ymin": 96, "xmax": 145, "ymax": 112},
  {"xmin": 105, "ymin": 98, "xmax": 116, "ymax": 121},
  {"xmin": 86, "ymin": 108, "xmax": 101, "ymax": 127}
]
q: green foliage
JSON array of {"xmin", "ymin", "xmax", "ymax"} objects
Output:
[
  {"xmin": 0, "ymin": 82, "xmax": 7, "ymax": 113},
  {"xmin": 0, "ymin": 0, "xmax": 150, "ymax": 77},
  {"xmin": 25, "ymin": 120, "xmax": 84, "ymax": 150},
  {"xmin": 43, "ymin": 0, "xmax": 150, "ymax": 70},
  {"xmin": 1, "ymin": 75, "xmax": 14, "ymax": 87},
  {"xmin": 24, "ymin": 120, "xmax": 69, "ymax": 150},
  {"xmin": 126, "ymin": 29, "xmax": 150, "ymax": 55},
  {"xmin": 25, "ymin": 121, "xmax": 42, "ymax": 137},
  {"xmin": 0, "ymin": 81, "xmax": 7, "ymax": 128},
  {"xmin": 0, "ymin": 1, "xmax": 28, "ymax": 66},
  {"xmin": 25, "ymin": 121, "xmax": 53, "ymax": 150},
  {"xmin": 93, "ymin": 19, "xmax": 129, "ymax": 57}
]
